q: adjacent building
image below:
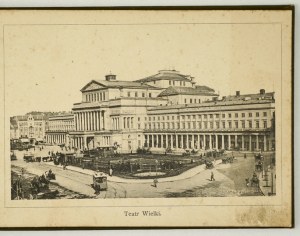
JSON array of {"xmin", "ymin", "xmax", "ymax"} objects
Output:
[
  {"xmin": 144, "ymin": 89, "xmax": 275, "ymax": 152},
  {"xmin": 45, "ymin": 113, "xmax": 75, "ymax": 146},
  {"xmin": 16, "ymin": 114, "xmax": 47, "ymax": 142}
]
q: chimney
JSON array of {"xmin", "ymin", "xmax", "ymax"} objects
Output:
[
  {"xmin": 236, "ymin": 91, "xmax": 240, "ymax": 96},
  {"xmin": 105, "ymin": 74, "xmax": 116, "ymax": 81},
  {"xmin": 260, "ymin": 89, "xmax": 265, "ymax": 95}
]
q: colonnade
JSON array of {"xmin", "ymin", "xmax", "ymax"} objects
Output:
[
  {"xmin": 75, "ymin": 110, "xmax": 105, "ymax": 131},
  {"xmin": 144, "ymin": 133, "xmax": 273, "ymax": 151},
  {"xmin": 46, "ymin": 133, "xmax": 67, "ymax": 145},
  {"xmin": 72, "ymin": 135, "xmax": 111, "ymax": 150}
]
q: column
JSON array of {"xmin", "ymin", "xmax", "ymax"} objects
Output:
[
  {"xmin": 83, "ymin": 112, "xmax": 86, "ymax": 131},
  {"xmin": 249, "ymin": 135, "xmax": 252, "ymax": 151},
  {"xmin": 93, "ymin": 111, "xmax": 96, "ymax": 131},
  {"xmin": 264, "ymin": 135, "xmax": 267, "ymax": 151},
  {"xmin": 175, "ymin": 135, "xmax": 178, "ymax": 149},
  {"xmin": 151, "ymin": 134, "xmax": 154, "ymax": 147},
  {"xmin": 203, "ymin": 135, "xmax": 206, "ymax": 149},
  {"xmin": 228, "ymin": 135, "xmax": 231, "ymax": 150},
  {"xmin": 198, "ymin": 134, "xmax": 201, "ymax": 149},
  {"xmin": 242, "ymin": 135, "xmax": 244, "ymax": 150},
  {"xmin": 221, "ymin": 135, "xmax": 224, "ymax": 149},
  {"xmin": 88, "ymin": 112, "xmax": 91, "ymax": 131},
  {"xmin": 256, "ymin": 135, "xmax": 259, "ymax": 151},
  {"xmin": 91, "ymin": 112, "xmax": 94, "ymax": 131},
  {"xmin": 102, "ymin": 111, "xmax": 105, "ymax": 130},
  {"xmin": 215, "ymin": 134, "xmax": 218, "ymax": 149},
  {"xmin": 235, "ymin": 135, "xmax": 238, "ymax": 148},
  {"xmin": 75, "ymin": 113, "xmax": 78, "ymax": 131},
  {"xmin": 85, "ymin": 112, "xmax": 88, "ymax": 131},
  {"xmin": 191, "ymin": 135, "xmax": 195, "ymax": 149},
  {"xmin": 185, "ymin": 134, "xmax": 188, "ymax": 149},
  {"xmin": 209, "ymin": 135, "xmax": 212, "ymax": 149},
  {"xmin": 78, "ymin": 113, "xmax": 81, "ymax": 131},
  {"xmin": 98, "ymin": 111, "xmax": 101, "ymax": 130}
]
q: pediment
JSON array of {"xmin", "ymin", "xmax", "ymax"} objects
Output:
[{"xmin": 81, "ymin": 81, "xmax": 105, "ymax": 92}]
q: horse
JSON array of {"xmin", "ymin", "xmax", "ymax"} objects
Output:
[{"xmin": 46, "ymin": 172, "xmax": 56, "ymax": 180}]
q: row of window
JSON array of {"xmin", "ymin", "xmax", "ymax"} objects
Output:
[
  {"xmin": 85, "ymin": 92, "xmax": 106, "ymax": 102},
  {"xmin": 20, "ymin": 128, "xmax": 43, "ymax": 132},
  {"xmin": 127, "ymin": 91, "xmax": 152, "ymax": 98},
  {"xmin": 184, "ymin": 98, "xmax": 203, "ymax": 104},
  {"xmin": 167, "ymin": 80, "xmax": 186, "ymax": 86},
  {"xmin": 146, "ymin": 112, "xmax": 268, "ymax": 121},
  {"xmin": 123, "ymin": 117, "xmax": 134, "ymax": 129},
  {"xmin": 145, "ymin": 120, "xmax": 268, "ymax": 130}
]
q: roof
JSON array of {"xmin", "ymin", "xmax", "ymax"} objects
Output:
[
  {"xmin": 16, "ymin": 115, "xmax": 45, "ymax": 121},
  {"xmin": 222, "ymin": 92, "xmax": 274, "ymax": 102},
  {"xmin": 195, "ymin": 85, "xmax": 215, "ymax": 92},
  {"xmin": 148, "ymin": 98, "xmax": 275, "ymax": 112},
  {"xmin": 158, "ymin": 86, "xmax": 218, "ymax": 97},
  {"xmin": 48, "ymin": 113, "xmax": 74, "ymax": 120},
  {"xmin": 81, "ymin": 80, "xmax": 161, "ymax": 92},
  {"xmin": 135, "ymin": 70, "xmax": 192, "ymax": 83}
]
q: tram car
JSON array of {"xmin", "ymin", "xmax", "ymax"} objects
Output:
[{"xmin": 92, "ymin": 171, "xmax": 108, "ymax": 191}]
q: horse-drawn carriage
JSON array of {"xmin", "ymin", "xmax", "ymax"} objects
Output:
[
  {"xmin": 222, "ymin": 156, "xmax": 234, "ymax": 164},
  {"xmin": 254, "ymin": 153, "xmax": 264, "ymax": 172},
  {"xmin": 205, "ymin": 160, "xmax": 214, "ymax": 169},
  {"xmin": 255, "ymin": 161, "xmax": 263, "ymax": 171},
  {"xmin": 23, "ymin": 153, "xmax": 35, "ymax": 162},
  {"xmin": 30, "ymin": 170, "xmax": 56, "ymax": 194},
  {"xmin": 245, "ymin": 172, "xmax": 260, "ymax": 187},
  {"xmin": 255, "ymin": 153, "xmax": 264, "ymax": 162},
  {"xmin": 10, "ymin": 151, "xmax": 17, "ymax": 161}
]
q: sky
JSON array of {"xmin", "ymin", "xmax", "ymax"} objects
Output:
[{"xmin": 4, "ymin": 23, "xmax": 281, "ymax": 117}]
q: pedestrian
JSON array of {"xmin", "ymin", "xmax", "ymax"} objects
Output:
[
  {"xmin": 153, "ymin": 178, "xmax": 158, "ymax": 187},
  {"xmin": 109, "ymin": 167, "xmax": 113, "ymax": 177},
  {"xmin": 210, "ymin": 171, "xmax": 215, "ymax": 181},
  {"xmin": 244, "ymin": 154, "xmax": 247, "ymax": 159}
]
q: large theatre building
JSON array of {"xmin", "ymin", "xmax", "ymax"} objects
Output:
[
  {"xmin": 69, "ymin": 72, "xmax": 166, "ymax": 153},
  {"xmin": 70, "ymin": 70, "xmax": 275, "ymax": 153}
]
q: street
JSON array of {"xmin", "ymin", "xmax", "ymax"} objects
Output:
[{"xmin": 11, "ymin": 149, "xmax": 274, "ymax": 198}]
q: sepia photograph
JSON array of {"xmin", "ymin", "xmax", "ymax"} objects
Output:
[{"xmin": 0, "ymin": 7, "xmax": 293, "ymax": 228}]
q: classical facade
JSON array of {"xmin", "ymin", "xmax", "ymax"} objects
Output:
[
  {"xmin": 45, "ymin": 113, "xmax": 75, "ymax": 146},
  {"xmin": 69, "ymin": 70, "xmax": 275, "ymax": 153},
  {"xmin": 144, "ymin": 89, "xmax": 275, "ymax": 153},
  {"xmin": 69, "ymin": 70, "xmax": 232, "ymax": 153},
  {"xmin": 16, "ymin": 114, "xmax": 47, "ymax": 141}
]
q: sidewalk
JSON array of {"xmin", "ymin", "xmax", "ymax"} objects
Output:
[{"xmin": 43, "ymin": 160, "xmax": 222, "ymax": 184}]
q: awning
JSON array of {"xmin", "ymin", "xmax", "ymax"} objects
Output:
[{"xmin": 20, "ymin": 138, "xmax": 29, "ymax": 143}]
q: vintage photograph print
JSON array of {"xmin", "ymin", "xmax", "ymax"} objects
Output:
[{"xmin": 0, "ymin": 7, "xmax": 293, "ymax": 228}]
